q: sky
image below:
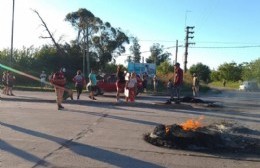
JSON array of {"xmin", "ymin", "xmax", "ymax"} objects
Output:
[{"xmin": 1, "ymin": 0, "xmax": 260, "ymax": 70}]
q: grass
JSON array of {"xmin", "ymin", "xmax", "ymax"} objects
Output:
[
  {"xmin": 10, "ymin": 85, "xmax": 54, "ymax": 92},
  {"xmin": 209, "ymin": 81, "xmax": 240, "ymax": 90}
]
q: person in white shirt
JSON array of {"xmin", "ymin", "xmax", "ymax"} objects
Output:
[
  {"xmin": 192, "ymin": 73, "xmax": 200, "ymax": 97},
  {"xmin": 40, "ymin": 71, "xmax": 47, "ymax": 88},
  {"xmin": 125, "ymin": 72, "xmax": 137, "ymax": 102}
]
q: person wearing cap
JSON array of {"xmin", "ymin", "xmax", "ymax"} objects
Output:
[
  {"xmin": 192, "ymin": 73, "xmax": 200, "ymax": 97},
  {"xmin": 172, "ymin": 62, "xmax": 183, "ymax": 103}
]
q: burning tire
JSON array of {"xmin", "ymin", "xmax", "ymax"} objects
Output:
[{"xmin": 144, "ymin": 121, "xmax": 260, "ymax": 156}]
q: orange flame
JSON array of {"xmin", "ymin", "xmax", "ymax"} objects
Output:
[
  {"xmin": 181, "ymin": 116, "xmax": 204, "ymax": 131},
  {"xmin": 165, "ymin": 125, "xmax": 171, "ymax": 135}
]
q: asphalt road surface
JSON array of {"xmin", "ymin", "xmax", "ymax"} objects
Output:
[{"xmin": 1, "ymin": 89, "xmax": 259, "ymax": 168}]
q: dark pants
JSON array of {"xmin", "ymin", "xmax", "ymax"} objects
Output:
[
  {"xmin": 172, "ymin": 85, "xmax": 182, "ymax": 100},
  {"xmin": 76, "ymin": 84, "xmax": 83, "ymax": 99}
]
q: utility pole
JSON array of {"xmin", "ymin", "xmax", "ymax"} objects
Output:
[
  {"xmin": 86, "ymin": 26, "xmax": 90, "ymax": 77},
  {"xmin": 82, "ymin": 33, "xmax": 86, "ymax": 77},
  {"xmin": 10, "ymin": 0, "xmax": 15, "ymax": 67},
  {"xmin": 184, "ymin": 26, "xmax": 195, "ymax": 72},
  {"xmin": 174, "ymin": 40, "xmax": 178, "ymax": 65}
]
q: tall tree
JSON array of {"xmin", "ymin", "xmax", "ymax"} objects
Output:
[
  {"xmin": 189, "ymin": 63, "xmax": 211, "ymax": 82},
  {"xmin": 157, "ymin": 61, "xmax": 174, "ymax": 75},
  {"xmin": 32, "ymin": 10, "xmax": 67, "ymax": 59},
  {"xmin": 241, "ymin": 59, "xmax": 260, "ymax": 83},
  {"xmin": 217, "ymin": 62, "xmax": 242, "ymax": 81},
  {"xmin": 210, "ymin": 70, "xmax": 221, "ymax": 82},
  {"xmin": 65, "ymin": 8, "xmax": 102, "ymax": 75},
  {"xmin": 129, "ymin": 37, "xmax": 141, "ymax": 63},
  {"xmin": 125, "ymin": 55, "xmax": 132, "ymax": 64},
  {"xmin": 146, "ymin": 43, "xmax": 170, "ymax": 66},
  {"xmin": 92, "ymin": 22, "xmax": 129, "ymax": 70},
  {"xmin": 66, "ymin": 9, "xmax": 129, "ymax": 72}
]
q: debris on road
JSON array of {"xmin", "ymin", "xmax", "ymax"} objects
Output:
[{"xmin": 144, "ymin": 120, "xmax": 260, "ymax": 156}]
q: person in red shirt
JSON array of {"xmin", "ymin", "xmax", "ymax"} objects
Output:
[
  {"xmin": 173, "ymin": 62, "xmax": 183, "ymax": 103},
  {"xmin": 50, "ymin": 68, "xmax": 66, "ymax": 110}
]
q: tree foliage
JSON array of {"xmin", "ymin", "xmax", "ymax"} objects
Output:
[
  {"xmin": 146, "ymin": 43, "xmax": 171, "ymax": 66},
  {"xmin": 0, "ymin": 8, "xmax": 132, "ymax": 85},
  {"xmin": 210, "ymin": 70, "xmax": 221, "ymax": 82},
  {"xmin": 65, "ymin": 8, "xmax": 98, "ymax": 39},
  {"xmin": 241, "ymin": 59, "xmax": 260, "ymax": 83},
  {"xmin": 129, "ymin": 37, "xmax": 141, "ymax": 63},
  {"xmin": 3, "ymin": 8, "xmax": 260, "ymax": 87},
  {"xmin": 217, "ymin": 62, "xmax": 242, "ymax": 82},
  {"xmin": 189, "ymin": 62, "xmax": 211, "ymax": 82},
  {"xmin": 65, "ymin": 8, "xmax": 129, "ymax": 72},
  {"xmin": 92, "ymin": 24, "xmax": 129, "ymax": 70},
  {"xmin": 103, "ymin": 63, "xmax": 118, "ymax": 74},
  {"xmin": 157, "ymin": 61, "xmax": 174, "ymax": 75}
]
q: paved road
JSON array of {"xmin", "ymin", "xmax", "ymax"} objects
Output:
[{"xmin": 0, "ymin": 90, "xmax": 259, "ymax": 168}]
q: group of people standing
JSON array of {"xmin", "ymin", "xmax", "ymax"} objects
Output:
[
  {"xmin": 167, "ymin": 62, "xmax": 200, "ymax": 104},
  {"xmin": 1, "ymin": 62, "xmax": 198, "ymax": 109},
  {"xmin": 116, "ymin": 62, "xmax": 199, "ymax": 104},
  {"xmin": 49, "ymin": 68, "xmax": 97, "ymax": 110},
  {"xmin": 116, "ymin": 65, "xmax": 138, "ymax": 103},
  {"xmin": 1, "ymin": 71, "xmax": 15, "ymax": 96}
]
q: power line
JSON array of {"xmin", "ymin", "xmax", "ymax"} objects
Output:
[
  {"xmin": 190, "ymin": 45, "xmax": 260, "ymax": 49},
  {"xmin": 138, "ymin": 39, "xmax": 260, "ymax": 45},
  {"xmin": 139, "ymin": 39, "xmax": 178, "ymax": 43},
  {"xmin": 118, "ymin": 44, "xmax": 260, "ymax": 58},
  {"xmin": 118, "ymin": 46, "xmax": 177, "ymax": 57},
  {"xmin": 195, "ymin": 41, "xmax": 260, "ymax": 44}
]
